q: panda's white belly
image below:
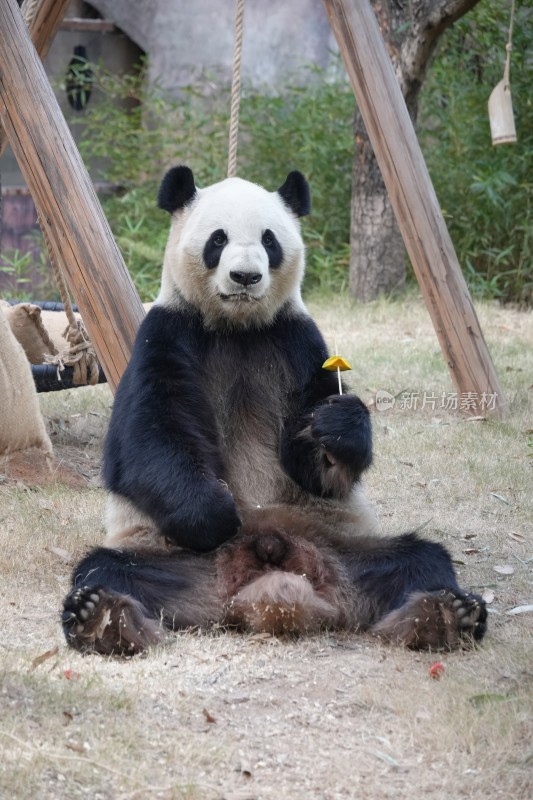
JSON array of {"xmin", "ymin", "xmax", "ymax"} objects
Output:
[
  {"xmin": 203, "ymin": 343, "xmax": 294, "ymax": 508},
  {"xmin": 223, "ymin": 405, "xmax": 290, "ymax": 507}
]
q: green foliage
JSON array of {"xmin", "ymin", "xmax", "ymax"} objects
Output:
[
  {"xmin": 0, "ymin": 240, "xmax": 59, "ymax": 301},
  {"xmin": 237, "ymin": 78, "xmax": 355, "ymax": 292},
  {"xmin": 70, "ymin": 64, "xmax": 231, "ymax": 299},
  {"xmin": 419, "ymin": 1, "xmax": 533, "ymax": 305},
  {"xmin": 66, "ymin": 2, "xmax": 532, "ymax": 305},
  {"xmin": 0, "ymin": 249, "xmax": 33, "ymax": 298},
  {"xmin": 73, "ymin": 62, "xmax": 354, "ymax": 300}
]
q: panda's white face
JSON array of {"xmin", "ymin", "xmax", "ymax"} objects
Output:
[{"xmin": 159, "ymin": 177, "xmax": 307, "ymax": 329}]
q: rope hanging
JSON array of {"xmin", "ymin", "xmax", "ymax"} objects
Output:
[
  {"xmin": 503, "ymin": 0, "xmax": 516, "ymax": 91},
  {"xmin": 227, "ymin": 0, "xmax": 244, "ymax": 178},
  {"xmin": 21, "ymin": 0, "xmax": 40, "ymax": 25},
  {"xmin": 40, "ymin": 218, "xmax": 99, "ymax": 386}
]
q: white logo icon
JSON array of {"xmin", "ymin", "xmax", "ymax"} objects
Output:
[{"xmin": 375, "ymin": 390, "xmax": 395, "ymax": 412}]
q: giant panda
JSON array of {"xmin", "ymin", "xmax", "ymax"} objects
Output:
[{"xmin": 61, "ymin": 167, "xmax": 487, "ymax": 655}]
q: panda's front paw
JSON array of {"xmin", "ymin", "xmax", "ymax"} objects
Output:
[
  {"xmin": 311, "ymin": 394, "xmax": 372, "ymax": 476},
  {"xmin": 163, "ymin": 480, "xmax": 241, "ymax": 552}
]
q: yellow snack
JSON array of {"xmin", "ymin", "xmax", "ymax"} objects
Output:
[
  {"xmin": 322, "ymin": 354, "xmax": 352, "ymax": 395},
  {"xmin": 322, "ymin": 355, "xmax": 352, "ymax": 372}
]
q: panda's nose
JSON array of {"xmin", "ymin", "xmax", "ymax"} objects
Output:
[{"xmin": 230, "ymin": 270, "xmax": 262, "ymax": 286}]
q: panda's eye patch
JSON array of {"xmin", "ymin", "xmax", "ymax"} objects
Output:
[
  {"xmin": 203, "ymin": 229, "xmax": 228, "ymax": 269},
  {"xmin": 262, "ymin": 229, "xmax": 283, "ymax": 269},
  {"xmin": 212, "ymin": 231, "xmax": 228, "ymax": 247}
]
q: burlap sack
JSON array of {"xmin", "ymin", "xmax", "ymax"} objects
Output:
[
  {"xmin": 2, "ymin": 304, "xmax": 153, "ymax": 365},
  {"xmin": 0, "ymin": 305, "xmax": 53, "ymax": 457},
  {"xmin": 0, "ymin": 301, "xmax": 58, "ymax": 365}
]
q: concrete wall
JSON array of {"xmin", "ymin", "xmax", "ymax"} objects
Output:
[
  {"xmin": 2, "ymin": 0, "xmax": 338, "ymax": 190},
  {"xmin": 86, "ymin": 0, "xmax": 338, "ymax": 94}
]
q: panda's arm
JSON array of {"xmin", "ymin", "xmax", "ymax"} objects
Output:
[
  {"xmin": 103, "ymin": 307, "xmax": 240, "ymax": 552},
  {"xmin": 278, "ymin": 315, "xmax": 372, "ymax": 498}
]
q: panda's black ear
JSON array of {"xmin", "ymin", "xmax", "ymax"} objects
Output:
[
  {"xmin": 277, "ymin": 171, "xmax": 311, "ymax": 218},
  {"xmin": 157, "ymin": 166, "xmax": 197, "ymax": 213}
]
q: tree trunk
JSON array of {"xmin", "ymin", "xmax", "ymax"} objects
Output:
[
  {"xmin": 349, "ymin": 0, "xmax": 482, "ymax": 301},
  {"xmin": 350, "ymin": 112, "xmax": 406, "ymax": 300}
]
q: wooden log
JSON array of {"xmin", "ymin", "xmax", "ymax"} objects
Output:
[
  {"xmin": 0, "ymin": 0, "xmax": 145, "ymax": 392},
  {"xmin": 322, "ymin": 0, "xmax": 506, "ymax": 415},
  {"xmin": 21, "ymin": 0, "xmax": 70, "ymax": 58},
  {"xmin": 61, "ymin": 18, "xmax": 116, "ymax": 33},
  {"xmin": 0, "ymin": 0, "xmax": 70, "ymax": 159}
]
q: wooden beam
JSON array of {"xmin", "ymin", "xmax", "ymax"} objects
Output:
[
  {"xmin": 21, "ymin": 0, "xmax": 70, "ymax": 58},
  {"xmin": 60, "ymin": 18, "xmax": 116, "ymax": 33},
  {"xmin": 1, "ymin": 182, "xmax": 124, "ymax": 198},
  {"xmin": 322, "ymin": 0, "xmax": 506, "ymax": 415},
  {"xmin": 0, "ymin": 0, "xmax": 70, "ymax": 158},
  {"xmin": 0, "ymin": 0, "xmax": 145, "ymax": 392}
]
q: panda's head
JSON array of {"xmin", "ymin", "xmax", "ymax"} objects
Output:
[{"xmin": 157, "ymin": 166, "xmax": 311, "ymax": 330}]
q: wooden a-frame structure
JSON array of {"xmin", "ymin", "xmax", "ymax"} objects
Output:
[{"xmin": 0, "ymin": 0, "xmax": 505, "ymax": 410}]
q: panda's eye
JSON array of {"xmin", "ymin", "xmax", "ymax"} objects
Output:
[
  {"xmin": 262, "ymin": 230, "xmax": 274, "ymax": 248},
  {"xmin": 204, "ymin": 229, "xmax": 228, "ymax": 269},
  {"xmin": 261, "ymin": 229, "xmax": 283, "ymax": 269},
  {"xmin": 213, "ymin": 232, "xmax": 228, "ymax": 247}
]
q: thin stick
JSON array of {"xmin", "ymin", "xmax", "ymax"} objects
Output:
[{"xmin": 334, "ymin": 334, "xmax": 343, "ymax": 395}]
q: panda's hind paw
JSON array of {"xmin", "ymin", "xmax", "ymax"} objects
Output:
[
  {"xmin": 61, "ymin": 585, "xmax": 164, "ymax": 656},
  {"xmin": 372, "ymin": 588, "xmax": 488, "ymax": 650},
  {"xmin": 63, "ymin": 585, "xmax": 102, "ymax": 623},
  {"xmin": 62, "ymin": 585, "xmax": 113, "ymax": 649},
  {"xmin": 451, "ymin": 590, "xmax": 487, "ymax": 641}
]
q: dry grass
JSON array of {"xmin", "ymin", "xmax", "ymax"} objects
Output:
[{"xmin": 1, "ymin": 292, "xmax": 532, "ymax": 800}]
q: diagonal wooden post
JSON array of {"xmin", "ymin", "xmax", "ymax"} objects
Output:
[
  {"xmin": 0, "ymin": 0, "xmax": 145, "ymax": 392},
  {"xmin": 322, "ymin": 0, "xmax": 506, "ymax": 415},
  {"xmin": 0, "ymin": 0, "xmax": 71, "ymax": 159}
]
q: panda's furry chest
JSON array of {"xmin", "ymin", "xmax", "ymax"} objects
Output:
[{"xmin": 201, "ymin": 334, "xmax": 294, "ymax": 505}]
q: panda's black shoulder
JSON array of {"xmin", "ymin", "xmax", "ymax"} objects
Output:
[
  {"xmin": 105, "ymin": 303, "xmax": 212, "ymax": 460},
  {"xmin": 137, "ymin": 303, "xmax": 204, "ymax": 347},
  {"xmin": 123, "ymin": 301, "xmax": 327, "ymax": 390},
  {"xmin": 128, "ymin": 303, "xmax": 206, "ymax": 368},
  {"xmin": 267, "ymin": 306, "xmax": 329, "ymax": 380},
  {"xmin": 109, "ymin": 304, "xmax": 205, "ymax": 420},
  {"xmin": 270, "ymin": 306, "xmax": 327, "ymax": 350}
]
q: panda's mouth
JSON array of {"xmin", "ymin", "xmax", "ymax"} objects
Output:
[{"xmin": 219, "ymin": 292, "xmax": 261, "ymax": 303}]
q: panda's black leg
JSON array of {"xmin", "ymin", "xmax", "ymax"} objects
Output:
[
  {"xmin": 62, "ymin": 547, "xmax": 220, "ymax": 655},
  {"xmin": 372, "ymin": 588, "xmax": 488, "ymax": 650},
  {"xmin": 344, "ymin": 532, "xmax": 488, "ymax": 650}
]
